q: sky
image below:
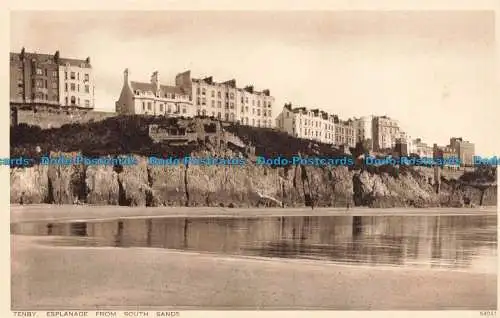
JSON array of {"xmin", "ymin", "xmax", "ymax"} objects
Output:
[{"xmin": 10, "ymin": 10, "xmax": 498, "ymax": 155}]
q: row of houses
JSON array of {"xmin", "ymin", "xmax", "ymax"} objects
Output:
[
  {"xmin": 10, "ymin": 48, "xmax": 95, "ymax": 109},
  {"xmin": 9, "ymin": 49, "xmax": 475, "ymax": 165},
  {"xmin": 115, "ymin": 69, "xmax": 275, "ymax": 129}
]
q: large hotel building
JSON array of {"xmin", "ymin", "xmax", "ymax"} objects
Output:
[
  {"xmin": 275, "ymin": 103, "xmax": 356, "ymax": 147},
  {"xmin": 10, "ymin": 48, "xmax": 95, "ymax": 109},
  {"xmin": 116, "ymin": 69, "xmax": 275, "ymax": 128}
]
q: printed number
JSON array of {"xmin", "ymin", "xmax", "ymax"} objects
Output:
[{"xmin": 480, "ymin": 311, "xmax": 497, "ymax": 316}]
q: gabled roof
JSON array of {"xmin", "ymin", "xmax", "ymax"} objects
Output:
[{"xmin": 130, "ymin": 81, "xmax": 187, "ymax": 96}]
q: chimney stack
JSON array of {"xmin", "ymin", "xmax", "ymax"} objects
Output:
[
  {"xmin": 151, "ymin": 71, "xmax": 160, "ymax": 93},
  {"xmin": 124, "ymin": 68, "xmax": 130, "ymax": 86}
]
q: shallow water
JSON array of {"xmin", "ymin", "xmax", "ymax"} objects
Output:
[{"xmin": 11, "ymin": 214, "xmax": 497, "ymax": 273}]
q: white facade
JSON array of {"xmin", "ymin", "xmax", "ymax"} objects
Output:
[
  {"xmin": 413, "ymin": 139, "xmax": 433, "ymax": 157},
  {"xmin": 115, "ymin": 69, "xmax": 194, "ymax": 117},
  {"xmin": 58, "ymin": 61, "xmax": 94, "ymax": 108},
  {"xmin": 190, "ymin": 76, "xmax": 274, "ymax": 128},
  {"xmin": 353, "ymin": 116, "xmax": 373, "ymax": 145},
  {"xmin": 275, "ymin": 104, "xmax": 339, "ymax": 145},
  {"xmin": 372, "ymin": 116, "xmax": 400, "ymax": 151}
]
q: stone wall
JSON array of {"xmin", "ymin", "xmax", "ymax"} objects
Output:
[{"xmin": 13, "ymin": 107, "xmax": 116, "ymax": 129}]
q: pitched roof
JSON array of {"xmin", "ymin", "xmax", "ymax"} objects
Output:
[{"xmin": 130, "ymin": 81, "xmax": 188, "ymax": 96}]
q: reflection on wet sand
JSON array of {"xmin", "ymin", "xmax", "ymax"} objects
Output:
[{"xmin": 11, "ymin": 214, "xmax": 496, "ymax": 273}]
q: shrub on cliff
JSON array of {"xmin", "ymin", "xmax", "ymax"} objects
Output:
[{"xmin": 460, "ymin": 166, "xmax": 497, "ymax": 184}]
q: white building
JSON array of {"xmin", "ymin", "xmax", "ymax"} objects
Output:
[
  {"xmin": 115, "ymin": 69, "xmax": 194, "ymax": 117},
  {"xmin": 372, "ymin": 115, "xmax": 400, "ymax": 151},
  {"xmin": 275, "ymin": 103, "xmax": 356, "ymax": 146},
  {"xmin": 175, "ymin": 71, "xmax": 274, "ymax": 128},
  {"xmin": 413, "ymin": 138, "xmax": 434, "ymax": 157},
  {"xmin": 353, "ymin": 115, "xmax": 373, "ymax": 148},
  {"xmin": 58, "ymin": 57, "xmax": 95, "ymax": 108}
]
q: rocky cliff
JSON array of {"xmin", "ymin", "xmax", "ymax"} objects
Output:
[
  {"xmin": 10, "ymin": 116, "xmax": 497, "ymax": 208},
  {"xmin": 10, "ymin": 152, "xmax": 497, "ymax": 208}
]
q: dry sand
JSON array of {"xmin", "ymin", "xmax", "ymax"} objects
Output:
[
  {"xmin": 10, "ymin": 204, "xmax": 498, "ymax": 223},
  {"xmin": 11, "ymin": 235, "xmax": 497, "ymax": 310}
]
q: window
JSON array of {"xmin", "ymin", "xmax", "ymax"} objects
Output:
[
  {"xmin": 160, "ymin": 104, "xmax": 164, "ymax": 112},
  {"xmin": 85, "ymin": 85, "xmax": 89, "ymax": 93},
  {"xmin": 211, "ymin": 100, "xmax": 215, "ymax": 107},
  {"xmin": 230, "ymin": 102, "xmax": 234, "ymax": 109},
  {"xmin": 202, "ymin": 88, "xmax": 206, "ymax": 95},
  {"xmin": 202, "ymin": 110, "xmax": 206, "ymax": 116},
  {"xmin": 196, "ymin": 87, "xmax": 200, "ymax": 94},
  {"xmin": 168, "ymin": 105, "xmax": 172, "ymax": 113},
  {"xmin": 78, "ymin": 97, "xmax": 80, "ymax": 105},
  {"xmin": 84, "ymin": 73, "xmax": 89, "ymax": 81},
  {"xmin": 252, "ymin": 100, "xmax": 255, "ymax": 106},
  {"xmin": 65, "ymin": 72, "xmax": 68, "ymax": 80},
  {"xmin": 257, "ymin": 109, "xmax": 261, "ymax": 116},
  {"xmin": 252, "ymin": 119, "xmax": 255, "ymax": 126},
  {"xmin": 202, "ymin": 98, "xmax": 206, "ymax": 105},
  {"xmin": 172, "ymin": 93, "xmax": 175, "ymax": 99},
  {"xmin": 230, "ymin": 93, "xmax": 234, "ymax": 99},
  {"xmin": 197, "ymin": 98, "xmax": 201, "ymax": 106},
  {"xmin": 245, "ymin": 97, "xmax": 248, "ymax": 103},
  {"xmin": 258, "ymin": 100, "xmax": 260, "ymax": 107},
  {"xmin": 65, "ymin": 97, "xmax": 68, "ymax": 105},
  {"xmin": 217, "ymin": 101, "xmax": 221, "ymax": 108},
  {"xmin": 70, "ymin": 72, "xmax": 75, "ymax": 80},
  {"xmin": 217, "ymin": 91, "xmax": 221, "ymax": 98},
  {"xmin": 211, "ymin": 90, "xmax": 215, "ymax": 97},
  {"xmin": 52, "ymin": 82, "xmax": 57, "ymax": 89},
  {"xmin": 36, "ymin": 68, "xmax": 42, "ymax": 75},
  {"xmin": 85, "ymin": 100, "xmax": 90, "ymax": 107},
  {"xmin": 44, "ymin": 80, "xmax": 48, "ymax": 88},
  {"xmin": 70, "ymin": 96, "xmax": 76, "ymax": 105},
  {"xmin": 142, "ymin": 102, "xmax": 146, "ymax": 111},
  {"xmin": 147, "ymin": 102, "xmax": 152, "ymax": 110},
  {"xmin": 77, "ymin": 84, "xmax": 80, "ymax": 92},
  {"xmin": 182, "ymin": 108, "xmax": 186, "ymax": 114},
  {"xmin": 225, "ymin": 113, "xmax": 229, "ymax": 121},
  {"xmin": 217, "ymin": 112, "xmax": 221, "ymax": 119},
  {"xmin": 52, "ymin": 71, "xmax": 58, "ymax": 77},
  {"xmin": 70, "ymin": 83, "xmax": 75, "ymax": 91},
  {"xmin": 77, "ymin": 73, "xmax": 80, "ymax": 80}
]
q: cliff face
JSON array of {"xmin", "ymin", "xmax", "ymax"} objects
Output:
[{"xmin": 10, "ymin": 152, "xmax": 497, "ymax": 208}]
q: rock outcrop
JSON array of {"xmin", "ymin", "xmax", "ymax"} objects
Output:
[{"xmin": 10, "ymin": 152, "xmax": 497, "ymax": 208}]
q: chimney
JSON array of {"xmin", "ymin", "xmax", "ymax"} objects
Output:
[
  {"xmin": 124, "ymin": 68, "xmax": 130, "ymax": 86},
  {"xmin": 86, "ymin": 57, "xmax": 91, "ymax": 65},
  {"xmin": 54, "ymin": 50, "xmax": 60, "ymax": 64},
  {"xmin": 151, "ymin": 71, "xmax": 160, "ymax": 93}
]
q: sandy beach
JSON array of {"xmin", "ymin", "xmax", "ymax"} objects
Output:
[
  {"xmin": 11, "ymin": 235, "xmax": 496, "ymax": 310},
  {"xmin": 10, "ymin": 204, "xmax": 498, "ymax": 223}
]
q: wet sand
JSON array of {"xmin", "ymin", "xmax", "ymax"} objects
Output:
[
  {"xmin": 11, "ymin": 204, "xmax": 498, "ymax": 223},
  {"xmin": 11, "ymin": 235, "xmax": 497, "ymax": 310}
]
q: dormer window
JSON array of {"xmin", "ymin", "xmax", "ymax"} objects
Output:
[{"xmin": 135, "ymin": 90, "xmax": 140, "ymax": 95}]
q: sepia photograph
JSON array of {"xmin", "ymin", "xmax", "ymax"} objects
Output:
[{"xmin": 9, "ymin": 8, "xmax": 498, "ymax": 313}]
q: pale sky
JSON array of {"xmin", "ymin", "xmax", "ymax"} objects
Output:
[{"xmin": 10, "ymin": 10, "xmax": 498, "ymax": 155}]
